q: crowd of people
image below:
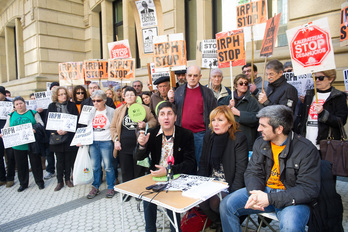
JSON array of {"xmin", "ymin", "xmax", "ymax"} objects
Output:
[{"xmin": 0, "ymin": 59, "xmax": 347, "ymax": 232}]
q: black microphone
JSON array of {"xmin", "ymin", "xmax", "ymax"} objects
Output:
[{"xmin": 167, "ymin": 155, "xmax": 174, "ymax": 181}]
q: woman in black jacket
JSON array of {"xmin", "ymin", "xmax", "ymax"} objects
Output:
[
  {"xmin": 47, "ymin": 87, "xmax": 79, "ymax": 191},
  {"xmin": 296, "ymin": 69, "xmax": 347, "ymax": 149},
  {"xmin": 198, "ymin": 105, "xmax": 249, "ymax": 229}
]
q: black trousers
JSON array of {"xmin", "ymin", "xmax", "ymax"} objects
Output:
[
  {"xmin": 119, "ymin": 152, "xmax": 145, "ymax": 183},
  {"xmin": 0, "ymin": 138, "xmax": 16, "ymax": 182},
  {"xmin": 55, "ymin": 151, "xmax": 76, "ymax": 183},
  {"xmin": 13, "ymin": 149, "xmax": 43, "ymax": 187}
]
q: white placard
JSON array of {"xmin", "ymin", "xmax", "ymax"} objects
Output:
[
  {"xmin": 0, "ymin": 101, "xmax": 13, "ymax": 120},
  {"xmin": 25, "ymin": 100, "xmax": 37, "ymax": 111},
  {"xmin": 135, "ymin": 0, "xmax": 158, "ymax": 28},
  {"xmin": 201, "ymin": 39, "xmax": 218, "ymax": 69},
  {"xmin": 1, "ymin": 123, "xmax": 35, "ymax": 149},
  {"xmin": 284, "ymin": 72, "xmax": 314, "ymax": 97},
  {"xmin": 46, "ymin": 112, "xmax": 78, "ymax": 132},
  {"xmin": 149, "ymin": 63, "xmax": 170, "ymax": 90},
  {"xmin": 34, "ymin": 91, "xmax": 52, "ymax": 109},
  {"xmin": 343, "ymin": 69, "xmax": 348, "ymax": 92},
  {"xmin": 107, "ymin": 40, "xmax": 132, "ymax": 59},
  {"xmin": 70, "ymin": 125, "xmax": 93, "ymax": 146},
  {"xmin": 78, "ymin": 105, "xmax": 96, "ymax": 125}
]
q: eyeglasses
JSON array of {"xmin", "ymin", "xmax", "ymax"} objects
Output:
[
  {"xmin": 76, "ymin": 92, "xmax": 84, "ymax": 95},
  {"xmin": 125, "ymin": 94, "xmax": 136, "ymax": 98},
  {"xmin": 315, "ymin": 76, "xmax": 326, "ymax": 81},
  {"xmin": 284, "ymin": 69, "xmax": 293, "ymax": 73},
  {"xmin": 238, "ymin": 82, "xmax": 248, "ymax": 86},
  {"xmin": 92, "ymin": 99, "xmax": 103, "ymax": 103}
]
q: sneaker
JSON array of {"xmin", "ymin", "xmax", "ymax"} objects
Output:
[
  {"xmin": 106, "ymin": 189, "xmax": 115, "ymax": 198},
  {"xmin": 44, "ymin": 172, "xmax": 55, "ymax": 180},
  {"xmin": 6, "ymin": 181, "xmax": 14, "ymax": 188},
  {"xmin": 87, "ymin": 187, "xmax": 100, "ymax": 199}
]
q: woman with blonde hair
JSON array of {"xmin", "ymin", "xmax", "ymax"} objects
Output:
[{"xmin": 198, "ymin": 105, "xmax": 249, "ymax": 230}]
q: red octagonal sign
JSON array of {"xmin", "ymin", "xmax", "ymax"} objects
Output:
[
  {"xmin": 110, "ymin": 44, "xmax": 131, "ymax": 59},
  {"xmin": 290, "ymin": 25, "xmax": 331, "ymax": 68}
]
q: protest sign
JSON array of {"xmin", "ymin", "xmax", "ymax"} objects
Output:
[
  {"xmin": 25, "ymin": 100, "xmax": 37, "ymax": 111},
  {"xmin": 128, "ymin": 103, "xmax": 146, "ymax": 122},
  {"xmin": 216, "ymin": 29, "xmax": 245, "ymax": 67},
  {"xmin": 260, "ymin": 13, "xmax": 281, "ymax": 57},
  {"xmin": 343, "ymin": 69, "xmax": 348, "ymax": 92},
  {"xmin": 46, "ymin": 112, "xmax": 78, "ymax": 133},
  {"xmin": 0, "ymin": 101, "xmax": 13, "ymax": 120},
  {"xmin": 34, "ymin": 91, "xmax": 52, "ymax": 109},
  {"xmin": 284, "ymin": 72, "xmax": 314, "ymax": 97},
  {"xmin": 201, "ymin": 40, "xmax": 218, "ymax": 69},
  {"xmin": 58, "ymin": 62, "xmax": 84, "ymax": 86},
  {"xmin": 84, "ymin": 60, "xmax": 108, "ymax": 82},
  {"xmin": 153, "ymin": 33, "xmax": 187, "ymax": 72},
  {"xmin": 70, "ymin": 125, "xmax": 93, "ymax": 146},
  {"xmin": 108, "ymin": 58, "xmax": 135, "ymax": 80},
  {"xmin": 108, "ymin": 40, "xmax": 132, "ymax": 59},
  {"xmin": 286, "ymin": 17, "xmax": 335, "ymax": 76},
  {"xmin": 78, "ymin": 105, "xmax": 96, "ymax": 125},
  {"xmin": 341, "ymin": 2, "xmax": 348, "ymax": 47},
  {"xmin": 1, "ymin": 123, "xmax": 35, "ymax": 149},
  {"xmin": 142, "ymin": 27, "xmax": 158, "ymax": 54},
  {"xmin": 135, "ymin": 0, "xmax": 158, "ymax": 28},
  {"xmin": 236, "ymin": 0, "xmax": 267, "ymax": 28}
]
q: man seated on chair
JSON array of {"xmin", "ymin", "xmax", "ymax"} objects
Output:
[
  {"xmin": 220, "ymin": 105, "xmax": 321, "ymax": 232},
  {"xmin": 135, "ymin": 101, "xmax": 196, "ymax": 232}
]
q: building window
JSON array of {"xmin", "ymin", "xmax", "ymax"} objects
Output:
[
  {"xmin": 212, "ymin": 0, "xmax": 222, "ymax": 37},
  {"xmin": 113, "ymin": 0, "xmax": 124, "ymax": 41},
  {"xmin": 269, "ymin": 0, "xmax": 288, "ymax": 47},
  {"xmin": 185, "ymin": 0, "xmax": 197, "ymax": 60}
]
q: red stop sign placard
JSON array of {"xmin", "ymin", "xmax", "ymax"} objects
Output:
[
  {"xmin": 290, "ymin": 26, "xmax": 331, "ymax": 67},
  {"xmin": 110, "ymin": 44, "xmax": 131, "ymax": 59}
]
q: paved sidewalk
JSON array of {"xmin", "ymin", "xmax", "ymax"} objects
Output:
[{"xmin": 0, "ymin": 172, "xmax": 347, "ymax": 232}]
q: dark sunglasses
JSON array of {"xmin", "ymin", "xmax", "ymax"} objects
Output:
[
  {"xmin": 92, "ymin": 100, "xmax": 103, "ymax": 103},
  {"xmin": 284, "ymin": 69, "xmax": 293, "ymax": 73},
  {"xmin": 76, "ymin": 92, "xmax": 85, "ymax": 95},
  {"xmin": 238, "ymin": 82, "xmax": 248, "ymax": 86},
  {"xmin": 315, "ymin": 76, "xmax": 326, "ymax": 81}
]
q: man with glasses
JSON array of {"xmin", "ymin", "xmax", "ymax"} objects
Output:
[
  {"xmin": 206, "ymin": 68, "xmax": 231, "ymax": 105},
  {"xmin": 242, "ymin": 63, "xmax": 268, "ymax": 98},
  {"xmin": 132, "ymin": 80, "xmax": 143, "ymax": 96},
  {"xmin": 81, "ymin": 82, "xmax": 116, "ymax": 109},
  {"xmin": 258, "ymin": 60, "xmax": 298, "ymax": 112}
]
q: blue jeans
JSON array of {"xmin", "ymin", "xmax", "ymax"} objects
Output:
[
  {"xmin": 193, "ymin": 131, "xmax": 205, "ymax": 165},
  {"xmin": 89, "ymin": 140, "xmax": 115, "ymax": 189},
  {"xmin": 220, "ymin": 187, "xmax": 310, "ymax": 232},
  {"xmin": 143, "ymin": 201, "xmax": 181, "ymax": 232}
]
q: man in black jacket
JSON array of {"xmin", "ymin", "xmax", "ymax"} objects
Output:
[
  {"xmin": 135, "ymin": 102, "xmax": 196, "ymax": 232},
  {"xmin": 220, "ymin": 105, "xmax": 321, "ymax": 232},
  {"xmin": 258, "ymin": 60, "xmax": 298, "ymax": 112}
]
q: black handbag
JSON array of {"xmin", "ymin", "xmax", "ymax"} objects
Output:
[
  {"xmin": 320, "ymin": 120, "xmax": 348, "ymax": 176},
  {"xmin": 49, "ymin": 132, "xmax": 69, "ymax": 145}
]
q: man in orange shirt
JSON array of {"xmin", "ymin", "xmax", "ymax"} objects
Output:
[{"xmin": 220, "ymin": 105, "xmax": 321, "ymax": 232}]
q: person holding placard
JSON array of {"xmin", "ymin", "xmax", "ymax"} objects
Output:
[
  {"xmin": 149, "ymin": 76, "xmax": 171, "ymax": 116},
  {"xmin": 226, "ymin": 74, "xmax": 260, "ymax": 151},
  {"xmin": 174, "ymin": 69, "xmax": 186, "ymax": 89},
  {"xmin": 206, "ymin": 68, "xmax": 231, "ymax": 106},
  {"xmin": 198, "ymin": 106, "xmax": 248, "ymax": 230},
  {"xmin": 72, "ymin": 85, "xmax": 88, "ymax": 114},
  {"xmin": 110, "ymin": 87, "xmax": 156, "ymax": 200},
  {"xmin": 258, "ymin": 60, "xmax": 298, "ymax": 112},
  {"xmin": 47, "ymin": 87, "xmax": 79, "ymax": 192},
  {"xmin": 86, "ymin": 90, "xmax": 116, "ymax": 199},
  {"xmin": 295, "ymin": 69, "xmax": 348, "ymax": 149},
  {"xmin": 168, "ymin": 65, "xmax": 217, "ymax": 165},
  {"xmin": 1, "ymin": 96, "xmax": 45, "ymax": 192}
]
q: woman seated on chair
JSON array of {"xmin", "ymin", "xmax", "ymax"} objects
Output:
[{"xmin": 198, "ymin": 105, "xmax": 249, "ymax": 230}]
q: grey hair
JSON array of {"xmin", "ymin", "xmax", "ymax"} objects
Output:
[
  {"xmin": 91, "ymin": 90, "xmax": 107, "ymax": 101},
  {"xmin": 257, "ymin": 105, "xmax": 293, "ymax": 135},
  {"xmin": 210, "ymin": 68, "xmax": 223, "ymax": 76},
  {"xmin": 132, "ymin": 80, "xmax": 143, "ymax": 87},
  {"xmin": 266, "ymin": 60, "xmax": 284, "ymax": 74},
  {"xmin": 187, "ymin": 65, "xmax": 201, "ymax": 74},
  {"xmin": 283, "ymin": 61, "xmax": 293, "ymax": 69}
]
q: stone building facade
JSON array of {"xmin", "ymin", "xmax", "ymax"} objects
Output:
[{"xmin": 0, "ymin": 0, "xmax": 347, "ymax": 97}]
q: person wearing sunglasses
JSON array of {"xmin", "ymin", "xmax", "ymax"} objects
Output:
[
  {"xmin": 258, "ymin": 60, "xmax": 298, "ymax": 113},
  {"xmin": 110, "ymin": 87, "xmax": 157, "ymax": 200},
  {"xmin": 295, "ymin": 69, "xmax": 348, "ymax": 149},
  {"xmin": 46, "ymin": 87, "xmax": 79, "ymax": 191},
  {"xmin": 86, "ymin": 90, "xmax": 116, "ymax": 199},
  {"xmin": 227, "ymin": 74, "xmax": 260, "ymax": 151},
  {"xmin": 72, "ymin": 85, "xmax": 87, "ymax": 114}
]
